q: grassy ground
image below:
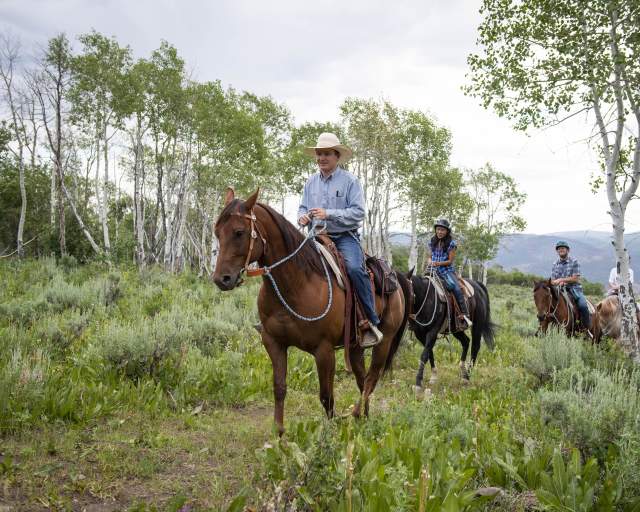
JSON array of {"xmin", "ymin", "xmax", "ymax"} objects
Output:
[{"xmin": 1, "ymin": 259, "xmax": 639, "ymax": 511}]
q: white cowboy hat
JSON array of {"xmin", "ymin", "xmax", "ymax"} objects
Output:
[{"xmin": 304, "ymin": 132, "xmax": 353, "ymax": 164}]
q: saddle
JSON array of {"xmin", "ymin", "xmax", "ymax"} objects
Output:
[
  {"xmin": 422, "ymin": 273, "xmax": 474, "ymax": 333},
  {"xmin": 558, "ymin": 286, "xmax": 595, "ymax": 329},
  {"xmin": 316, "ymin": 236, "xmax": 398, "ymax": 369}
]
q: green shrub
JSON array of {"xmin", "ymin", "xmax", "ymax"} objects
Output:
[
  {"xmin": 522, "ymin": 333, "xmax": 584, "ymax": 384},
  {"xmin": 0, "ymin": 297, "xmax": 48, "ymax": 326}
]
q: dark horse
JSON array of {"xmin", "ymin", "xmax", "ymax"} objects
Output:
[
  {"xmin": 408, "ymin": 269, "xmax": 495, "ymax": 388},
  {"xmin": 213, "ymin": 189, "xmax": 410, "ymax": 435}
]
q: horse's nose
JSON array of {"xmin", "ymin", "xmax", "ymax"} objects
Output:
[
  {"xmin": 537, "ymin": 314, "xmax": 545, "ymax": 322},
  {"xmin": 214, "ymin": 274, "xmax": 234, "ymax": 290}
]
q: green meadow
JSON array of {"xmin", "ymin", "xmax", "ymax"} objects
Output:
[{"xmin": 1, "ymin": 259, "xmax": 639, "ymax": 511}]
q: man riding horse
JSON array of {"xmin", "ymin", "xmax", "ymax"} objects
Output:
[
  {"xmin": 298, "ymin": 132, "xmax": 383, "ymax": 347},
  {"xmin": 550, "ymin": 240, "xmax": 591, "ymax": 332}
]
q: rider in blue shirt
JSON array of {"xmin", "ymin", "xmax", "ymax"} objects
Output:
[
  {"xmin": 426, "ymin": 219, "xmax": 472, "ymax": 327},
  {"xmin": 298, "ymin": 133, "xmax": 382, "ymax": 348}
]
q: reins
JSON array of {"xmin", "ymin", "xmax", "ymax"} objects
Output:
[
  {"xmin": 412, "ymin": 267, "xmax": 451, "ymax": 333},
  {"xmin": 539, "ymin": 285, "xmax": 571, "ymax": 330},
  {"xmin": 229, "ymin": 208, "xmax": 334, "ymax": 322}
]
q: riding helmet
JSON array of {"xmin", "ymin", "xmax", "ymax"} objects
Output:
[
  {"xmin": 555, "ymin": 240, "xmax": 570, "ymax": 250},
  {"xmin": 434, "ymin": 218, "xmax": 451, "ymax": 231}
]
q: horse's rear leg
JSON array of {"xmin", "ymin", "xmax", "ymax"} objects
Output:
[
  {"xmin": 314, "ymin": 342, "xmax": 336, "ymax": 419},
  {"xmin": 349, "ymin": 345, "xmax": 366, "ymax": 393},
  {"xmin": 453, "ymin": 331, "xmax": 471, "ymax": 380},
  {"xmin": 415, "ymin": 330, "xmax": 438, "ymax": 389},
  {"xmin": 263, "ymin": 335, "xmax": 288, "ymax": 436},
  {"xmin": 353, "ymin": 339, "xmax": 391, "ymax": 418}
]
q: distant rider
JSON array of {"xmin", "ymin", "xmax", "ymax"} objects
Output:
[
  {"xmin": 425, "ymin": 219, "xmax": 472, "ymax": 328},
  {"xmin": 550, "ymin": 240, "xmax": 591, "ymax": 331}
]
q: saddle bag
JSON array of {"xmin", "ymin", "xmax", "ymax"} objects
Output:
[{"xmin": 365, "ymin": 256, "xmax": 399, "ymax": 295}]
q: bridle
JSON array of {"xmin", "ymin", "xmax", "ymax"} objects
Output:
[
  {"xmin": 537, "ymin": 285, "xmax": 565, "ymax": 327},
  {"xmin": 218, "ymin": 205, "xmax": 334, "ymax": 322},
  {"xmin": 226, "ymin": 208, "xmax": 268, "ymax": 278}
]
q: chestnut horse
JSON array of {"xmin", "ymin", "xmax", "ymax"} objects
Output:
[
  {"xmin": 593, "ymin": 294, "xmax": 640, "ymax": 345},
  {"xmin": 533, "ymin": 280, "xmax": 594, "ymax": 338},
  {"xmin": 213, "ymin": 189, "xmax": 409, "ymax": 435}
]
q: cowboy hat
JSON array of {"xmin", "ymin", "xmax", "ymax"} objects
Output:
[{"xmin": 304, "ymin": 132, "xmax": 353, "ymax": 165}]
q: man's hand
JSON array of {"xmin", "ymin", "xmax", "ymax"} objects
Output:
[
  {"xmin": 309, "ymin": 208, "xmax": 328, "ymax": 220},
  {"xmin": 298, "ymin": 214, "xmax": 311, "ymax": 226},
  {"xmin": 551, "ymin": 278, "xmax": 563, "ymax": 286}
]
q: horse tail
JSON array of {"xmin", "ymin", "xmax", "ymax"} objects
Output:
[
  {"xmin": 476, "ymin": 281, "xmax": 497, "ymax": 350},
  {"xmin": 384, "ymin": 269, "xmax": 411, "ymax": 373}
]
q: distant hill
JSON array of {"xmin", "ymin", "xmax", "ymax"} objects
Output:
[{"xmin": 390, "ymin": 230, "xmax": 640, "ymax": 284}]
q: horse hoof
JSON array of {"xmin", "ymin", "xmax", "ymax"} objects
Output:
[
  {"xmin": 413, "ymin": 385, "xmax": 424, "ymax": 398},
  {"xmin": 423, "ymin": 388, "xmax": 433, "ymax": 400},
  {"xmin": 429, "ymin": 375, "xmax": 438, "ymax": 385}
]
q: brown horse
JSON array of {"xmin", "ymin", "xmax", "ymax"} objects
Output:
[
  {"xmin": 213, "ymin": 189, "xmax": 408, "ymax": 435},
  {"xmin": 533, "ymin": 280, "xmax": 593, "ymax": 338}
]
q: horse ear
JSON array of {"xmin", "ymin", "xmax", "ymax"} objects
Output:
[
  {"xmin": 224, "ymin": 187, "xmax": 235, "ymax": 206},
  {"xmin": 244, "ymin": 188, "xmax": 260, "ymax": 211},
  {"xmin": 407, "ymin": 267, "xmax": 415, "ymax": 279}
]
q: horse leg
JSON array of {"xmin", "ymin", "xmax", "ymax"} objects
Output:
[
  {"xmin": 453, "ymin": 331, "xmax": 471, "ymax": 380},
  {"xmin": 314, "ymin": 342, "xmax": 336, "ymax": 419},
  {"xmin": 355, "ymin": 335, "xmax": 395, "ymax": 418},
  {"xmin": 349, "ymin": 345, "xmax": 366, "ymax": 393},
  {"xmin": 263, "ymin": 334, "xmax": 288, "ymax": 436},
  {"xmin": 415, "ymin": 330, "xmax": 438, "ymax": 389},
  {"xmin": 468, "ymin": 324, "xmax": 483, "ymax": 377}
]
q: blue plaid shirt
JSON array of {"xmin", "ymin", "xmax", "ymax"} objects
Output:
[
  {"xmin": 431, "ymin": 239, "xmax": 457, "ymax": 276},
  {"xmin": 551, "ymin": 257, "xmax": 583, "ymax": 292}
]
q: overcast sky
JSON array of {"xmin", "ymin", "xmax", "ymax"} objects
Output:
[{"xmin": 2, "ymin": 0, "xmax": 638, "ymax": 235}]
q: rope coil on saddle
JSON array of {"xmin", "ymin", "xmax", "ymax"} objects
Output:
[{"xmin": 412, "ymin": 266, "xmax": 451, "ymax": 333}]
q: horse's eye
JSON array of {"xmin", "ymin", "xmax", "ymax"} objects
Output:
[{"xmin": 234, "ymin": 230, "xmax": 245, "ymax": 238}]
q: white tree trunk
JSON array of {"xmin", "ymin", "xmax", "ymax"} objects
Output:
[
  {"xmin": 408, "ymin": 200, "xmax": 418, "ymax": 272},
  {"xmin": 133, "ymin": 126, "xmax": 145, "ymax": 268},
  {"xmin": 482, "ymin": 261, "xmax": 488, "ymax": 285},
  {"xmin": 102, "ymin": 125, "xmax": 111, "ymax": 254}
]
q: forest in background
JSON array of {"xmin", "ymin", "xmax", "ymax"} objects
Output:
[{"xmin": 0, "ymin": 31, "xmax": 526, "ymax": 281}]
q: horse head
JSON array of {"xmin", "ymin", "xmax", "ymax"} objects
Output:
[
  {"xmin": 533, "ymin": 279, "xmax": 555, "ymax": 321},
  {"xmin": 213, "ymin": 187, "xmax": 264, "ymax": 291}
]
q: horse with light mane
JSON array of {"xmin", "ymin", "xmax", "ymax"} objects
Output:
[{"xmin": 213, "ymin": 188, "xmax": 410, "ymax": 435}]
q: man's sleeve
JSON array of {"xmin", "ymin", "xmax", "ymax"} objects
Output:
[
  {"xmin": 297, "ymin": 181, "xmax": 309, "ymax": 221},
  {"xmin": 325, "ymin": 177, "xmax": 365, "ymax": 229},
  {"xmin": 572, "ymin": 260, "xmax": 581, "ymax": 277}
]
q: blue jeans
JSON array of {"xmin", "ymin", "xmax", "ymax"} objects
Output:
[
  {"xmin": 440, "ymin": 272, "xmax": 468, "ymax": 315},
  {"xmin": 568, "ymin": 287, "xmax": 591, "ymax": 328},
  {"xmin": 332, "ymin": 233, "xmax": 380, "ymax": 326}
]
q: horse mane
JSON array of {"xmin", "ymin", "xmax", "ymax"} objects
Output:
[
  {"xmin": 258, "ymin": 203, "xmax": 325, "ymax": 277},
  {"xmin": 217, "ymin": 199, "xmax": 324, "ymax": 277},
  {"xmin": 534, "ymin": 280, "xmax": 557, "ymax": 299}
]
